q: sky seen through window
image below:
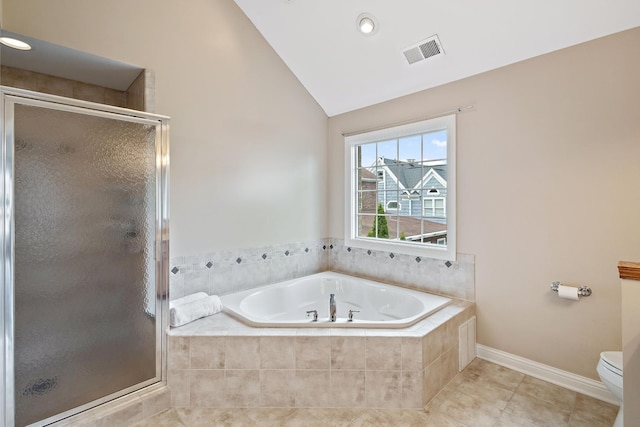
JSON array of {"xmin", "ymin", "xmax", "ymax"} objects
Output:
[{"xmin": 359, "ymin": 130, "xmax": 447, "ymax": 167}]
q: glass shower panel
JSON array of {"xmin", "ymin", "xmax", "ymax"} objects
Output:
[{"xmin": 12, "ymin": 104, "xmax": 158, "ymax": 426}]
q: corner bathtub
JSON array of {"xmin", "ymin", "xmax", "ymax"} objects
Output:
[{"xmin": 220, "ymin": 271, "xmax": 452, "ymax": 328}]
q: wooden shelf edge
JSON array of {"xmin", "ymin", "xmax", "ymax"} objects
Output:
[{"xmin": 619, "ymin": 261, "xmax": 640, "ymax": 281}]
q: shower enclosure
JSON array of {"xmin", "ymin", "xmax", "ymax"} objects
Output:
[{"xmin": 0, "ymin": 87, "xmax": 169, "ymax": 426}]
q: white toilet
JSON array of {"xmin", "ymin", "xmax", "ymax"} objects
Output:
[{"xmin": 597, "ymin": 351, "xmax": 623, "ymax": 427}]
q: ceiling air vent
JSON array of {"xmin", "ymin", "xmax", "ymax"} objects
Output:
[{"xmin": 403, "ymin": 35, "xmax": 444, "ymax": 65}]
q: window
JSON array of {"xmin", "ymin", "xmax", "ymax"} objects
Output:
[
  {"xmin": 386, "ymin": 201, "xmax": 400, "ymax": 211},
  {"xmin": 424, "ymin": 197, "xmax": 446, "ymax": 218},
  {"xmin": 345, "ymin": 114, "xmax": 456, "ymax": 260}
]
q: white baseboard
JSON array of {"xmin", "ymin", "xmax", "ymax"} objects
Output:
[{"xmin": 476, "ymin": 344, "xmax": 618, "ymax": 405}]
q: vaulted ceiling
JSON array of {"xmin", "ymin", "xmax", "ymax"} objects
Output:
[{"xmin": 233, "ymin": 0, "xmax": 640, "ymax": 116}]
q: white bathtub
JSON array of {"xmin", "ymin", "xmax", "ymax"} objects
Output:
[{"xmin": 220, "ymin": 271, "xmax": 452, "ymax": 328}]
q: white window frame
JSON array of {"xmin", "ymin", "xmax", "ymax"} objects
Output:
[{"xmin": 345, "ymin": 114, "xmax": 456, "ymax": 261}]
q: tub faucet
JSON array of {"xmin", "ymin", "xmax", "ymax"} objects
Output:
[{"xmin": 329, "ymin": 294, "xmax": 336, "ymax": 322}]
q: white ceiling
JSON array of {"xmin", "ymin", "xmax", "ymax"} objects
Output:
[{"xmin": 233, "ymin": 0, "xmax": 640, "ymax": 117}]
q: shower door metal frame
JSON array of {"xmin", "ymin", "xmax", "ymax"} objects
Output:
[{"xmin": 0, "ymin": 86, "xmax": 170, "ymax": 427}]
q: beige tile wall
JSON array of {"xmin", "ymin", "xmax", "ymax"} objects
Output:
[
  {"xmin": 1, "ymin": 66, "xmax": 127, "ymax": 107},
  {"xmin": 1, "ymin": 66, "xmax": 154, "ymax": 112},
  {"xmin": 125, "ymin": 70, "xmax": 154, "ymax": 112},
  {"xmin": 166, "ymin": 302, "xmax": 475, "ymax": 410}
]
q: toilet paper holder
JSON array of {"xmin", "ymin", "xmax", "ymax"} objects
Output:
[{"xmin": 550, "ymin": 281, "xmax": 592, "ymax": 297}]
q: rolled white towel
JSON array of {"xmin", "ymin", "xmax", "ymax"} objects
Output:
[
  {"xmin": 170, "ymin": 295, "xmax": 223, "ymax": 327},
  {"xmin": 170, "ymin": 292, "xmax": 208, "ymax": 309}
]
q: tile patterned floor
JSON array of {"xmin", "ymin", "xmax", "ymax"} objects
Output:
[{"xmin": 131, "ymin": 359, "xmax": 618, "ymax": 426}]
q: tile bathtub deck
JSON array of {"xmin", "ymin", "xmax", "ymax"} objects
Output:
[
  {"xmin": 167, "ymin": 300, "xmax": 473, "ymax": 338},
  {"xmin": 133, "ymin": 358, "xmax": 617, "ymax": 426}
]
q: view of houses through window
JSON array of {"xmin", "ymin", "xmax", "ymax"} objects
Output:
[{"xmin": 355, "ymin": 128, "xmax": 448, "ymax": 245}]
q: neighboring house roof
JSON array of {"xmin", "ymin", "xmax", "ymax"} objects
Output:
[
  {"xmin": 381, "ymin": 157, "xmax": 423, "ymax": 188},
  {"xmin": 378, "ymin": 157, "xmax": 446, "ymax": 190},
  {"xmin": 360, "ymin": 168, "xmax": 377, "ymax": 182}
]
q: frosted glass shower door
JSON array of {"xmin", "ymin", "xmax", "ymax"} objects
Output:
[{"xmin": 3, "ymin": 92, "xmax": 168, "ymax": 427}]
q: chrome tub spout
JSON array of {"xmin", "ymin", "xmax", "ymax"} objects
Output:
[{"xmin": 329, "ymin": 293, "xmax": 336, "ymax": 322}]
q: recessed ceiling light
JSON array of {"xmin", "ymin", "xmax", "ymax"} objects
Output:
[
  {"xmin": 356, "ymin": 13, "xmax": 378, "ymax": 36},
  {"xmin": 0, "ymin": 37, "xmax": 32, "ymax": 51},
  {"xmin": 360, "ymin": 17, "xmax": 374, "ymax": 33}
]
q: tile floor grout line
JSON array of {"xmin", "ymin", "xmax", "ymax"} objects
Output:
[{"xmin": 131, "ymin": 358, "xmax": 618, "ymax": 427}]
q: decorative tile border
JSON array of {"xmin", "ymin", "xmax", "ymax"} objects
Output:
[{"xmin": 169, "ymin": 238, "xmax": 474, "ymax": 302}]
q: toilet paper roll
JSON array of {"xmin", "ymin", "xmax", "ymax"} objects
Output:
[{"xmin": 557, "ymin": 285, "xmax": 580, "ymax": 301}]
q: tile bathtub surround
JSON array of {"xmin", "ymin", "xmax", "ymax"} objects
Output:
[
  {"xmin": 169, "ymin": 239, "xmax": 330, "ymax": 300},
  {"xmin": 166, "ymin": 301, "xmax": 475, "ymax": 410},
  {"xmin": 169, "ymin": 238, "xmax": 475, "ymax": 301},
  {"xmin": 329, "ymin": 239, "xmax": 475, "ymax": 301}
]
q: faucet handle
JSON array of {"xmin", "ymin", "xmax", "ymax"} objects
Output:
[
  {"xmin": 348, "ymin": 310, "xmax": 360, "ymax": 321},
  {"xmin": 306, "ymin": 310, "xmax": 318, "ymax": 322}
]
